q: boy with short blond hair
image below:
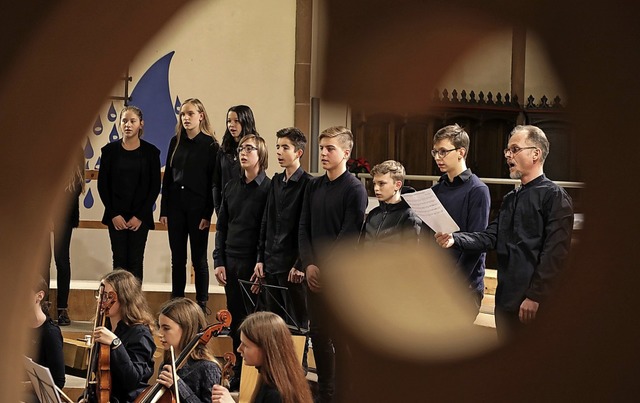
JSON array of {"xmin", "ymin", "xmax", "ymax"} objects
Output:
[{"xmin": 298, "ymin": 125, "xmax": 367, "ymax": 403}]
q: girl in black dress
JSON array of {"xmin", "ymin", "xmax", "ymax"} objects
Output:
[
  {"xmin": 160, "ymin": 98, "xmax": 219, "ymax": 311},
  {"xmin": 98, "ymin": 106, "xmax": 161, "ymax": 281},
  {"xmin": 212, "ymin": 105, "xmax": 258, "ymax": 215}
]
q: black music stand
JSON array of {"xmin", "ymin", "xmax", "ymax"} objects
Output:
[
  {"xmin": 23, "ymin": 356, "xmax": 62, "ymax": 403},
  {"xmin": 238, "ymin": 279, "xmax": 309, "ymax": 336}
]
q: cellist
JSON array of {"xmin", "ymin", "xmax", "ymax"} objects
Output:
[
  {"xmin": 80, "ymin": 269, "xmax": 156, "ymax": 403},
  {"xmin": 150, "ymin": 298, "xmax": 222, "ymax": 403}
]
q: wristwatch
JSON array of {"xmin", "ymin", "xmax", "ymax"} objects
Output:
[{"xmin": 111, "ymin": 337, "xmax": 122, "ymax": 349}]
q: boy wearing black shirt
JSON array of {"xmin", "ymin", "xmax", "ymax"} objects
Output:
[
  {"xmin": 253, "ymin": 127, "xmax": 312, "ymax": 331},
  {"xmin": 298, "ymin": 126, "xmax": 367, "ymax": 403}
]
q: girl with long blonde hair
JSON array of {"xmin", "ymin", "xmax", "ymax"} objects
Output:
[
  {"xmin": 152, "ymin": 298, "xmax": 222, "ymax": 403},
  {"xmin": 159, "ymin": 98, "xmax": 219, "ymax": 312},
  {"xmin": 80, "ymin": 269, "xmax": 156, "ymax": 403}
]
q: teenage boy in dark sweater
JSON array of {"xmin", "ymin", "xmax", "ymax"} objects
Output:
[
  {"xmin": 298, "ymin": 126, "xmax": 367, "ymax": 403},
  {"xmin": 213, "ymin": 134, "xmax": 271, "ymax": 390},
  {"xmin": 253, "ymin": 127, "xmax": 312, "ymax": 332},
  {"xmin": 431, "ymin": 124, "xmax": 491, "ymax": 318}
]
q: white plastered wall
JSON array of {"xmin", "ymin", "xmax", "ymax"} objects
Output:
[{"xmin": 51, "ymin": 0, "xmax": 297, "ymax": 285}]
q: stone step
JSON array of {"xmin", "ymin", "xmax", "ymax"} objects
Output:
[
  {"xmin": 48, "ymin": 281, "xmax": 227, "ymax": 322},
  {"xmin": 50, "ymin": 268, "xmax": 498, "ymax": 322}
]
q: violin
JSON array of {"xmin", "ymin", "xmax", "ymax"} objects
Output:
[
  {"xmin": 134, "ymin": 309, "xmax": 232, "ymax": 403},
  {"xmin": 221, "ymin": 352, "xmax": 236, "ymax": 389},
  {"xmin": 83, "ymin": 284, "xmax": 116, "ymax": 403}
]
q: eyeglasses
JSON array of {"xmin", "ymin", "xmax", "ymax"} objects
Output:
[
  {"xmin": 430, "ymin": 148, "xmax": 460, "ymax": 159},
  {"xmin": 237, "ymin": 145, "xmax": 258, "ymax": 154},
  {"xmin": 503, "ymin": 146, "xmax": 537, "ymax": 156}
]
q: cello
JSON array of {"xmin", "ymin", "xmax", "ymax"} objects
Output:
[
  {"xmin": 134, "ymin": 309, "xmax": 232, "ymax": 403},
  {"xmin": 82, "ymin": 283, "xmax": 115, "ymax": 403}
]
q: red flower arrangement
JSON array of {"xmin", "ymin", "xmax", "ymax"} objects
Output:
[{"xmin": 347, "ymin": 157, "xmax": 371, "ymax": 174}]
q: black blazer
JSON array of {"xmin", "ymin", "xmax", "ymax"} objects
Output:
[{"xmin": 97, "ymin": 139, "xmax": 161, "ymax": 229}]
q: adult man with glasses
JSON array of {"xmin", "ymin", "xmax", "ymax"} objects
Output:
[
  {"xmin": 431, "ymin": 124, "xmax": 491, "ymax": 321},
  {"xmin": 435, "ymin": 125, "xmax": 574, "ymax": 341}
]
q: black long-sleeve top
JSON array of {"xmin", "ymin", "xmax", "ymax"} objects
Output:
[
  {"xmin": 359, "ymin": 199, "xmax": 423, "ymax": 246},
  {"xmin": 175, "ymin": 358, "xmax": 221, "ymax": 403},
  {"xmin": 98, "ymin": 139, "xmax": 161, "ymax": 229},
  {"xmin": 212, "ymin": 150, "xmax": 241, "ymax": 216},
  {"xmin": 452, "ymin": 174, "xmax": 574, "ymax": 311},
  {"xmin": 32, "ymin": 318, "xmax": 65, "ymax": 388},
  {"xmin": 56, "ymin": 147, "xmax": 84, "ymax": 229},
  {"xmin": 432, "ymin": 169, "xmax": 491, "ymax": 293},
  {"xmin": 160, "ymin": 132, "xmax": 219, "ymax": 221},
  {"xmin": 109, "ymin": 322, "xmax": 156, "ymax": 403},
  {"xmin": 254, "ymin": 381, "xmax": 282, "ymax": 403},
  {"xmin": 298, "ymin": 170, "xmax": 368, "ymax": 270},
  {"xmin": 258, "ymin": 167, "xmax": 312, "ymax": 274},
  {"xmin": 213, "ymin": 171, "xmax": 271, "ymax": 267}
]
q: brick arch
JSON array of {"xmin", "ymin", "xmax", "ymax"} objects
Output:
[
  {"xmin": 1, "ymin": 0, "xmax": 638, "ymax": 401},
  {"xmin": 320, "ymin": 0, "xmax": 638, "ymax": 400},
  {"xmin": 0, "ymin": 2, "xmax": 190, "ymax": 401}
]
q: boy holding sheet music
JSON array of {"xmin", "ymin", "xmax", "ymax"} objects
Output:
[{"xmin": 430, "ymin": 124, "xmax": 491, "ymax": 317}]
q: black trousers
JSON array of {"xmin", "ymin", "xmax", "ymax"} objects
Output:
[
  {"xmin": 224, "ymin": 255, "xmax": 257, "ymax": 377},
  {"xmin": 107, "ymin": 224, "xmax": 150, "ymax": 281},
  {"xmin": 44, "ymin": 221, "xmax": 74, "ymax": 309},
  {"xmin": 167, "ymin": 190, "xmax": 210, "ymax": 302},
  {"xmin": 307, "ymin": 290, "xmax": 335, "ymax": 403},
  {"xmin": 263, "ymin": 271, "xmax": 308, "ymax": 331},
  {"xmin": 494, "ymin": 306, "xmax": 528, "ymax": 342}
]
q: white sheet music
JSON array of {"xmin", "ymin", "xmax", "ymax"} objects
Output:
[
  {"xmin": 23, "ymin": 356, "xmax": 62, "ymax": 403},
  {"xmin": 402, "ymin": 188, "xmax": 460, "ymax": 233}
]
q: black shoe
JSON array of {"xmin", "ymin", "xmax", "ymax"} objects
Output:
[
  {"xmin": 228, "ymin": 376, "xmax": 240, "ymax": 392},
  {"xmin": 197, "ymin": 300, "xmax": 212, "ymax": 316},
  {"xmin": 57, "ymin": 309, "xmax": 70, "ymax": 326}
]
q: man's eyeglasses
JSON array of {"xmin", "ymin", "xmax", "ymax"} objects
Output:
[
  {"xmin": 503, "ymin": 146, "xmax": 537, "ymax": 156},
  {"xmin": 237, "ymin": 145, "xmax": 258, "ymax": 154},
  {"xmin": 430, "ymin": 148, "xmax": 460, "ymax": 159}
]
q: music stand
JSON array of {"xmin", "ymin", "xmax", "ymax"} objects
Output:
[
  {"xmin": 238, "ymin": 279, "xmax": 308, "ymax": 336},
  {"xmin": 23, "ymin": 356, "xmax": 62, "ymax": 403}
]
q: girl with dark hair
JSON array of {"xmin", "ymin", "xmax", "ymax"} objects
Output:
[
  {"xmin": 97, "ymin": 105, "xmax": 161, "ymax": 281},
  {"xmin": 80, "ymin": 269, "xmax": 156, "ymax": 403},
  {"xmin": 160, "ymin": 98, "xmax": 219, "ymax": 311},
  {"xmin": 211, "ymin": 311, "xmax": 313, "ymax": 403},
  {"xmin": 151, "ymin": 298, "xmax": 222, "ymax": 403},
  {"xmin": 29, "ymin": 276, "xmax": 65, "ymax": 389},
  {"xmin": 212, "ymin": 105, "xmax": 259, "ymax": 215}
]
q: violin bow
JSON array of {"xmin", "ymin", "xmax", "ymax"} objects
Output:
[
  {"xmin": 55, "ymin": 385, "xmax": 75, "ymax": 403},
  {"xmin": 171, "ymin": 345, "xmax": 180, "ymax": 403}
]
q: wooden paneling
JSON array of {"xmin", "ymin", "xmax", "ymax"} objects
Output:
[
  {"xmin": 352, "ymin": 103, "xmax": 577, "ymax": 219},
  {"xmin": 398, "ymin": 117, "xmax": 431, "ymax": 190},
  {"xmin": 352, "ymin": 113, "xmax": 396, "ymax": 166}
]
